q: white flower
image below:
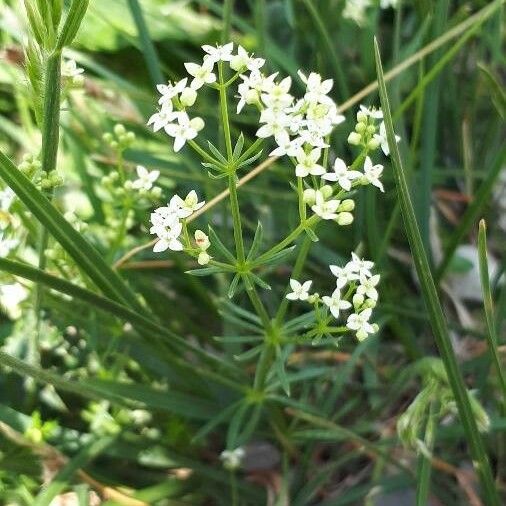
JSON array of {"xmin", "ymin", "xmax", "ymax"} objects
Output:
[
  {"xmin": 184, "ymin": 60, "xmax": 217, "ymax": 90},
  {"xmin": 0, "ymin": 188, "xmax": 15, "ymax": 211},
  {"xmin": 295, "ymin": 148, "xmax": 325, "ymax": 177},
  {"xmin": 363, "ymin": 156, "xmax": 384, "ymax": 192},
  {"xmin": 349, "ymin": 252, "xmax": 374, "ymax": 278},
  {"xmin": 169, "ymin": 190, "xmax": 205, "ymax": 219},
  {"xmin": 286, "ymin": 279, "xmax": 312, "ymax": 301},
  {"xmin": 256, "ymin": 109, "xmax": 290, "ymax": 139},
  {"xmin": 164, "ymin": 113, "xmax": 202, "ymax": 152},
  {"xmin": 356, "ymin": 273, "xmax": 380, "ymax": 301},
  {"xmin": 298, "ymin": 128, "xmax": 329, "ymax": 148},
  {"xmin": 359, "ymin": 104, "xmax": 383, "ymax": 120},
  {"xmin": 342, "ymin": 0, "xmax": 371, "ymax": 26},
  {"xmin": 346, "ymin": 308, "xmax": 376, "ymax": 340},
  {"xmin": 61, "ymin": 59, "xmax": 84, "ymax": 79},
  {"xmin": 374, "ymin": 121, "xmax": 401, "ymax": 156},
  {"xmin": 311, "ymin": 190, "xmax": 340, "ymax": 220},
  {"xmin": 0, "ymin": 235, "xmax": 18, "ymax": 256},
  {"xmin": 298, "ymin": 71, "xmax": 333, "ymax": 105},
  {"xmin": 157, "ymin": 78, "xmax": 188, "ymax": 106},
  {"xmin": 261, "ymin": 76, "xmax": 293, "ymax": 109},
  {"xmin": 131, "ymin": 165, "xmax": 160, "ymax": 191},
  {"xmin": 322, "ymin": 288, "xmax": 352, "ymax": 318},
  {"xmin": 329, "ymin": 263, "xmax": 359, "ymax": 289},
  {"xmin": 202, "ymin": 42, "xmax": 234, "ymax": 63},
  {"xmin": 321, "ymin": 158, "xmax": 361, "ymax": 191},
  {"xmin": 147, "ymin": 103, "xmax": 178, "ymax": 132},
  {"xmin": 149, "ymin": 207, "xmax": 179, "ymax": 233},
  {"xmin": 269, "ymin": 131, "xmax": 304, "ymax": 157},
  {"xmin": 230, "ymin": 45, "xmax": 265, "ymax": 72},
  {"xmin": 152, "ymin": 220, "xmax": 184, "ymax": 253},
  {"xmin": 220, "ymin": 447, "xmax": 245, "ymax": 471},
  {"xmin": 0, "ymin": 283, "xmax": 29, "ymax": 319}
]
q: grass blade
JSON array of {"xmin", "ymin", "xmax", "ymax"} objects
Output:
[
  {"xmin": 478, "ymin": 220, "xmax": 506, "ymax": 400},
  {"xmin": 374, "ymin": 38, "xmax": 500, "ymax": 506},
  {"xmin": 126, "ymin": 0, "xmax": 164, "ymax": 87},
  {"xmin": 0, "ymin": 150, "xmax": 142, "ymax": 312}
]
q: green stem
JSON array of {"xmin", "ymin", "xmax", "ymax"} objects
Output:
[
  {"xmin": 33, "ymin": 50, "xmax": 62, "ymax": 362},
  {"xmin": 228, "ymin": 175, "xmax": 245, "ymax": 263},
  {"xmin": 416, "ymin": 401, "xmax": 436, "ymax": 506},
  {"xmin": 218, "ymin": 63, "xmax": 233, "ymax": 160}
]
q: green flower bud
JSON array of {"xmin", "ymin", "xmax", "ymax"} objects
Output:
[
  {"xmin": 303, "ymin": 189, "xmax": 316, "ymax": 205},
  {"xmin": 190, "ymin": 117, "xmax": 205, "ymax": 132},
  {"xmin": 338, "ymin": 199, "xmax": 355, "ymax": 212},
  {"xmin": 336, "ymin": 212, "xmax": 354, "ymax": 226},
  {"xmin": 367, "ymin": 137, "xmax": 380, "ymax": 150},
  {"xmin": 347, "ymin": 132, "xmax": 362, "ymax": 145},
  {"xmin": 366, "ymin": 125, "xmax": 376, "ymax": 135},
  {"xmin": 320, "ymin": 185, "xmax": 333, "ymax": 199},
  {"xmin": 114, "ymin": 124, "xmax": 126, "ymax": 136},
  {"xmin": 356, "ymin": 110, "xmax": 368, "ymax": 123},
  {"xmin": 355, "ymin": 122, "xmax": 366, "ymax": 133},
  {"xmin": 180, "ymin": 87, "xmax": 197, "ymax": 107}
]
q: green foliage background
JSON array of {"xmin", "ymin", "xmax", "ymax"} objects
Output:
[{"xmin": 0, "ymin": 0, "xmax": 504, "ymax": 504}]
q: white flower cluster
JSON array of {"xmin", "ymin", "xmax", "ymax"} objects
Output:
[
  {"xmin": 238, "ymin": 68, "xmax": 345, "ymax": 155},
  {"xmin": 220, "ymin": 447, "xmax": 245, "ymax": 471},
  {"xmin": 148, "ymin": 43, "xmax": 264, "ymax": 152},
  {"xmin": 287, "ymin": 253, "xmax": 380, "ymax": 341},
  {"xmin": 150, "ymin": 190, "xmax": 209, "ymax": 260}
]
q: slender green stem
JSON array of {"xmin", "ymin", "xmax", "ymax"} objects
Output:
[
  {"xmin": 218, "ymin": 63, "xmax": 233, "ymax": 160},
  {"xmin": 478, "ymin": 220, "xmax": 506, "ymax": 400},
  {"xmin": 33, "ymin": 50, "xmax": 62, "ymax": 363},
  {"xmin": 228, "ymin": 175, "xmax": 245, "ymax": 263},
  {"xmin": 255, "ymin": 215, "xmax": 319, "ymax": 266}
]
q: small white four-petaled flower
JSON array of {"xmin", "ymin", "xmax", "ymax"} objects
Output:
[{"xmin": 286, "ymin": 279, "xmax": 312, "ymax": 301}]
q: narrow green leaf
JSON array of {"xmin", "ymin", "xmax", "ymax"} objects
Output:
[
  {"xmin": 126, "ymin": 0, "xmax": 164, "ymax": 87},
  {"xmin": 56, "ymin": 0, "xmax": 90, "ymax": 49},
  {"xmin": 0, "ymin": 150, "xmax": 142, "ymax": 312},
  {"xmin": 233, "ymin": 132, "xmax": 245, "ymax": 160},
  {"xmin": 374, "ymin": 38, "xmax": 500, "ymax": 506},
  {"xmin": 478, "ymin": 220, "xmax": 506, "ymax": 401},
  {"xmin": 246, "ymin": 221, "xmax": 264, "ymax": 261},
  {"xmin": 227, "ymin": 273, "xmax": 241, "ymax": 299},
  {"xmin": 208, "ymin": 225, "xmax": 237, "ymax": 263}
]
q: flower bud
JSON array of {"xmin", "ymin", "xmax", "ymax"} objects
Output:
[
  {"xmin": 347, "ymin": 132, "xmax": 362, "ymax": 145},
  {"xmin": 303, "ymin": 189, "xmax": 316, "ymax": 205},
  {"xmin": 366, "ymin": 125, "xmax": 376, "ymax": 135},
  {"xmin": 355, "ymin": 122, "xmax": 366, "ymax": 133},
  {"xmin": 353, "ymin": 292, "xmax": 364, "ymax": 307},
  {"xmin": 367, "ymin": 137, "xmax": 380, "ymax": 150},
  {"xmin": 307, "ymin": 293, "xmax": 319, "ymax": 304},
  {"xmin": 338, "ymin": 199, "xmax": 355, "ymax": 212},
  {"xmin": 336, "ymin": 212, "xmax": 354, "ymax": 226},
  {"xmin": 198, "ymin": 251, "xmax": 211, "ymax": 265},
  {"xmin": 190, "ymin": 117, "xmax": 205, "ymax": 132},
  {"xmin": 114, "ymin": 124, "xmax": 126, "ymax": 136},
  {"xmin": 124, "ymin": 180, "xmax": 133, "ymax": 190},
  {"xmin": 180, "ymin": 87, "xmax": 197, "ymax": 107},
  {"xmin": 320, "ymin": 185, "xmax": 333, "ymax": 199},
  {"xmin": 356, "ymin": 110, "xmax": 368, "ymax": 123},
  {"xmin": 195, "ymin": 229, "xmax": 210, "ymax": 250}
]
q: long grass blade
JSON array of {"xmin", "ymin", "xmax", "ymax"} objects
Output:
[
  {"xmin": 0, "ymin": 150, "xmax": 142, "ymax": 312},
  {"xmin": 374, "ymin": 38, "xmax": 500, "ymax": 506}
]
